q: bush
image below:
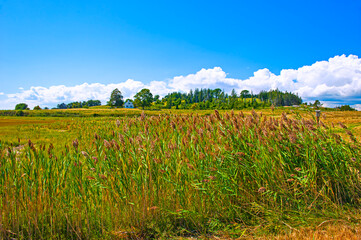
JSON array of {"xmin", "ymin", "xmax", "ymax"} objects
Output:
[
  {"xmin": 15, "ymin": 103, "xmax": 28, "ymax": 110},
  {"xmin": 15, "ymin": 110, "xmax": 24, "ymax": 116}
]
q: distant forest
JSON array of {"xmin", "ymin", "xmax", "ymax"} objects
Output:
[
  {"xmin": 157, "ymin": 88, "xmax": 302, "ymax": 110},
  {"xmin": 57, "ymin": 100, "xmax": 101, "ymax": 109},
  {"xmin": 57, "ymin": 88, "xmax": 302, "ymax": 110}
]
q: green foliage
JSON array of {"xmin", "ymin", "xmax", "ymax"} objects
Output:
[
  {"xmin": 258, "ymin": 89, "xmax": 302, "ymax": 106},
  {"xmin": 56, "ymin": 100, "xmax": 102, "ymax": 109},
  {"xmin": 33, "ymin": 105, "xmax": 42, "ymax": 110},
  {"xmin": 48, "ymin": 88, "xmax": 301, "ymax": 112},
  {"xmin": 15, "ymin": 103, "xmax": 28, "ymax": 110},
  {"xmin": 337, "ymin": 105, "xmax": 356, "ymax": 111},
  {"xmin": 15, "ymin": 110, "xmax": 24, "ymax": 116},
  {"xmin": 240, "ymin": 89, "xmax": 251, "ymax": 98},
  {"xmin": 86, "ymin": 99, "xmax": 102, "ymax": 107},
  {"xmin": 107, "ymin": 88, "xmax": 124, "ymax": 107},
  {"xmin": 57, "ymin": 103, "xmax": 67, "ymax": 109},
  {"xmin": 313, "ymin": 99, "xmax": 322, "ymax": 108},
  {"xmin": 160, "ymin": 88, "xmax": 300, "ymax": 110},
  {"xmin": 134, "ymin": 88, "xmax": 153, "ymax": 109},
  {"xmin": 153, "ymin": 95, "xmax": 160, "ymax": 102}
]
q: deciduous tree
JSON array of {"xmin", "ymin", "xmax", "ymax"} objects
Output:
[
  {"xmin": 107, "ymin": 88, "xmax": 124, "ymax": 107},
  {"xmin": 134, "ymin": 88, "xmax": 153, "ymax": 109},
  {"xmin": 15, "ymin": 103, "xmax": 28, "ymax": 110}
]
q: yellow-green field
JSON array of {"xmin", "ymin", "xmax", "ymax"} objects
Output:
[{"xmin": 1, "ymin": 108, "xmax": 361, "ymax": 239}]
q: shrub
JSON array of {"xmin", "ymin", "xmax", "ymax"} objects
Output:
[{"xmin": 15, "ymin": 103, "xmax": 28, "ymax": 110}]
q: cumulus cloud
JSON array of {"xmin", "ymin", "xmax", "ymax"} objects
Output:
[
  {"xmin": 353, "ymin": 104, "xmax": 361, "ymax": 111},
  {"xmin": 1, "ymin": 54, "xmax": 361, "ymax": 109},
  {"xmin": 169, "ymin": 67, "xmax": 240, "ymax": 92},
  {"xmin": 0, "ymin": 92, "xmax": 4, "ymax": 95}
]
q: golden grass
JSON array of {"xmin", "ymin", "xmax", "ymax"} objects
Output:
[
  {"xmin": 174, "ymin": 224, "xmax": 361, "ymax": 240},
  {"xmin": 0, "ymin": 118, "xmax": 56, "ymax": 127},
  {"xmin": 1, "ymin": 108, "xmax": 361, "ymax": 151},
  {"xmin": 176, "ymin": 222, "xmax": 361, "ymax": 239},
  {"xmin": 269, "ymin": 224, "xmax": 361, "ymax": 240},
  {"xmin": 0, "ymin": 117, "xmax": 74, "ymax": 148}
]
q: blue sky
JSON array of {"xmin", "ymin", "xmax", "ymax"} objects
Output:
[{"xmin": 1, "ymin": 0, "xmax": 361, "ymax": 109}]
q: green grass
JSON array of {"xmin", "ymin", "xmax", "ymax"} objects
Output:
[
  {"xmin": 0, "ymin": 110, "xmax": 361, "ymax": 239},
  {"xmin": 0, "ymin": 117, "xmax": 75, "ymax": 148}
]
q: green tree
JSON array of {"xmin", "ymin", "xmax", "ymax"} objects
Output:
[
  {"xmin": 107, "ymin": 88, "xmax": 124, "ymax": 107},
  {"xmin": 33, "ymin": 105, "xmax": 42, "ymax": 110},
  {"xmin": 240, "ymin": 90, "xmax": 251, "ymax": 98},
  {"xmin": 174, "ymin": 99, "xmax": 181, "ymax": 109},
  {"xmin": 134, "ymin": 88, "xmax": 153, "ymax": 109},
  {"xmin": 86, "ymin": 100, "xmax": 101, "ymax": 107},
  {"xmin": 57, "ymin": 103, "xmax": 67, "ymax": 109},
  {"xmin": 213, "ymin": 88, "xmax": 222, "ymax": 99},
  {"xmin": 166, "ymin": 96, "xmax": 172, "ymax": 109},
  {"xmin": 338, "ymin": 105, "xmax": 356, "ymax": 111},
  {"xmin": 230, "ymin": 89, "xmax": 238, "ymax": 98},
  {"xmin": 153, "ymin": 95, "xmax": 160, "ymax": 103},
  {"xmin": 313, "ymin": 100, "xmax": 322, "ymax": 109},
  {"xmin": 15, "ymin": 103, "xmax": 28, "ymax": 110}
]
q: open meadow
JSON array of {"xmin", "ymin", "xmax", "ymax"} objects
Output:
[{"xmin": 1, "ymin": 108, "xmax": 361, "ymax": 239}]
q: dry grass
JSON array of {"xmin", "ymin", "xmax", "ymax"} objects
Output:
[
  {"xmin": 0, "ymin": 117, "xmax": 73, "ymax": 148},
  {"xmin": 178, "ymin": 223, "xmax": 361, "ymax": 239},
  {"xmin": 1, "ymin": 109, "xmax": 361, "ymax": 239},
  {"xmin": 0, "ymin": 118, "xmax": 56, "ymax": 127},
  {"xmin": 271, "ymin": 224, "xmax": 361, "ymax": 240}
]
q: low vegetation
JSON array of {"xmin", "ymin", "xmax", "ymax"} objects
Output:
[{"xmin": 1, "ymin": 109, "xmax": 361, "ymax": 239}]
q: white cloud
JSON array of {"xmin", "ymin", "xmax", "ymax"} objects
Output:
[
  {"xmin": 168, "ymin": 67, "xmax": 239, "ymax": 91},
  {"xmin": 354, "ymin": 104, "xmax": 361, "ymax": 111},
  {"xmin": 0, "ymin": 92, "xmax": 4, "ymax": 95},
  {"xmin": 1, "ymin": 54, "xmax": 361, "ymax": 110}
]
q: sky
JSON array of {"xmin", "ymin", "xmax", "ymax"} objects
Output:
[{"xmin": 1, "ymin": 0, "xmax": 361, "ymax": 109}]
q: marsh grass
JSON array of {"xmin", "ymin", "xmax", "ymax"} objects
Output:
[
  {"xmin": 0, "ymin": 110, "xmax": 361, "ymax": 239},
  {"xmin": 0, "ymin": 118, "xmax": 75, "ymax": 149}
]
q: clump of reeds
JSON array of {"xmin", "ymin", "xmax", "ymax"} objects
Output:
[{"xmin": 0, "ymin": 110, "xmax": 360, "ymax": 239}]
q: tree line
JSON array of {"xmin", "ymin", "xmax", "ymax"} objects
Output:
[
  {"xmin": 12, "ymin": 87, "xmax": 358, "ymax": 111},
  {"xmin": 57, "ymin": 100, "xmax": 102, "ymax": 109},
  {"xmin": 157, "ymin": 88, "xmax": 302, "ymax": 110},
  {"xmin": 105, "ymin": 88, "xmax": 302, "ymax": 110}
]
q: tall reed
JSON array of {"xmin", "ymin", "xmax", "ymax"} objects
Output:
[{"xmin": 1, "ymin": 110, "xmax": 360, "ymax": 238}]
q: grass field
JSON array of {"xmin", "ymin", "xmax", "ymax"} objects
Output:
[{"xmin": 1, "ymin": 108, "xmax": 361, "ymax": 239}]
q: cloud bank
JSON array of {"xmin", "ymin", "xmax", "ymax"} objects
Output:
[{"xmin": 1, "ymin": 54, "xmax": 361, "ymax": 110}]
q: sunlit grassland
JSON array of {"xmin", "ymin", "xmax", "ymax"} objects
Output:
[
  {"xmin": 0, "ymin": 109, "xmax": 361, "ymax": 239},
  {"xmin": 0, "ymin": 117, "xmax": 76, "ymax": 149},
  {"xmin": 1, "ymin": 108, "xmax": 360, "ymax": 148}
]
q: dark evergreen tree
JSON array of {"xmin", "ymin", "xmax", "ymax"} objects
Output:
[{"xmin": 57, "ymin": 103, "xmax": 67, "ymax": 109}]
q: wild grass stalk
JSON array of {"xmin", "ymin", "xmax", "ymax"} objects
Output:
[{"xmin": 0, "ymin": 110, "xmax": 360, "ymax": 238}]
